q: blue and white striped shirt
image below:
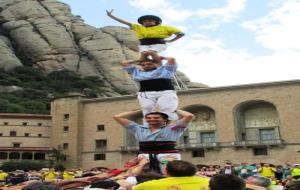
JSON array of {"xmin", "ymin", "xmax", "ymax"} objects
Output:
[
  {"xmin": 124, "ymin": 120, "xmax": 190, "ymax": 142},
  {"xmin": 123, "ymin": 63, "xmax": 177, "ymax": 82}
]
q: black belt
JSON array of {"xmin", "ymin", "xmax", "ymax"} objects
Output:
[
  {"xmin": 139, "ymin": 141, "xmax": 178, "ymax": 174},
  {"xmin": 139, "ymin": 38, "xmax": 166, "ymax": 45},
  {"xmin": 139, "ymin": 79, "xmax": 174, "ymax": 92}
]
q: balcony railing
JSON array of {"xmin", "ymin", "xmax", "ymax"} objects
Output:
[
  {"xmin": 120, "ymin": 146, "xmax": 139, "ymax": 152},
  {"xmin": 176, "ymin": 142, "xmax": 220, "ymax": 149},
  {"xmin": 233, "ymin": 139, "xmax": 284, "ymax": 147},
  {"xmin": 94, "ymin": 147, "xmax": 107, "ymax": 152}
]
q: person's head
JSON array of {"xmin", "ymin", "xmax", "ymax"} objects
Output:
[
  {"xmin": 164, "ymin": 160, "xmax": 197, "ymax": 177},
  {"xmin": 136, "ymin": 170, "xmax": 164, "ymax": 184},
  {"xmin": 138, "ymin": 15, "xmax": 162, "ymax": 27},
  {"xmin": 293, "ymin": 164, "xmax": 300, "ymax": 168},
  {"xmin": 209, "ymin": 174, "xmax": 246, "ymax": 190},
  {"xmin": 284, "ymin": 181, "xmax": 300, "ymax": 190},
  {"xmin": 245, "ymin": 176, "xmax": 271, "ymax": 188},
  {"xmin": 224, "ymin": 164, "xmax": 232, "ymax": 169},
  {"xmin": 90, "ymin": 179, "xmax": 120, "ymax": 190},
  {"xmin": 22, "ymin": 182, "xmax": 60, "ymax": 190},
  {"xmin": 145, "ymin": 112, "xmax": 169, "ymax": 126},
  {"xmin": 139, "ymin": 60, "xmax": 159, "ymax": 71}
]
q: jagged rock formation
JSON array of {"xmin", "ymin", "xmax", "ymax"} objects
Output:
[{"xmin": 0, "ymin": 0, "xmax": 207, "ymax": 97}]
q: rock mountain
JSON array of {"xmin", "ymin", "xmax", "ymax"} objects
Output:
[{"xmin": 0, "ymin": 0, "xmax": 207, "ymax": 98}]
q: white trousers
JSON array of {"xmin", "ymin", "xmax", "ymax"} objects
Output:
[
  {"xmin": 138, "ymin": 44, "xmax": 167, "ymax": 52},
  {"xmin": 137, "ymin": 90, "xmax": 178, "ymax": 120},
  {"xmin": 138, "ymin": 153, "xmax": 181, "ymax": 161}
]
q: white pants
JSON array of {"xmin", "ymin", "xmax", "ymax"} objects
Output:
[
  {"xmin": 138, "ymin": 153, "xmax": 181, "ymax": 161},
  {"xmin": 137, "ymin": 90, "xmax": 178, "ymax": 120},
  {"xmin": 138, "ymin": 44, "xmax": 167, "ymax": 53}
]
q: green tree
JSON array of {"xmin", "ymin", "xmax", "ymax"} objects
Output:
[
  {"xmin": 7, "ymin": 103, "xmax": 25, "ymax": 113},
  {"xmin": 48, "ymin": 146, "xmax": 67, "ymax": 168},
  {"xmin": 0, "ymin": 99, "xmax": 9, "ymax": 112}
]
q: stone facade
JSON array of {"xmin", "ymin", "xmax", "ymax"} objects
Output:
[
  {"xmin": 0, "ymin": 113, "xmax": 51, "ymax": 164},
  {"xmin": 50, "ymin": 80, "xmax": 300, "ymax": 169},
  {"xmin": 1, "ymin": 80, "xmax": 299, "ymax": 168}
]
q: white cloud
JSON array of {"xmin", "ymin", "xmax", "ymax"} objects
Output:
[
  {"xmin": 128, "ymin": 0, "xmax": 247, "ymax": 26},
  {"xmin": 242, "ymin": 1, "xmax": 300, "ymax": 51},
  {"xmin": 165, "ymin": 34, "xmax": 299, "ymax": 87},
  {"xmin": 195, "ymin": 0, "xmax": 247, "ymax": 22},
  {"xmin": 128, "ymin": 0, "xmax": 192, "ymax": 22}
]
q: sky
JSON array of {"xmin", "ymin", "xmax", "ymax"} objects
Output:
[{"xmin": 59, "ymin": 0, "xmax": 300, "ymax": 87}]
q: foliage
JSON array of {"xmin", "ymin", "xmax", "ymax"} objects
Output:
[
  {"xmin": 1, "ymin": 160, "xmax": 48, "ymax": 172},
  {"xmin": 48, "ymin": 145, "xmax": 67, "ymax": 170},
  {"xmin": 0, "ymin": 67, "xmax": 113, "ymax": 114}
]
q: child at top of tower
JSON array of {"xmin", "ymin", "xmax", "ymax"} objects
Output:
[{"xmin": 106, "ymin": 9, "xmax": 185, "ymax": 53}]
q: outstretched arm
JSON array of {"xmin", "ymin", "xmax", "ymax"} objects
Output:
[
  {"xmin": 164, "ymin": 32, "xmax": 185, "ymax": 43},
  {"xmin": 106, "ymin": 9, "xmax": 131, "ymax": 27},
  {"xmin": 113, "ymin": 110, "xmax": 141, "ymax": 127}
]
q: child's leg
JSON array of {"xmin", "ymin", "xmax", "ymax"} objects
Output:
[{"xmin": 156, "ymin": 90, "xmax": 178, "ymax": 120}]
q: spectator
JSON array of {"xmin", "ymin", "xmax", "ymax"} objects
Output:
[
  {"xmin": 235, "ymin": 162, "xmax": 256, "ymax": 179},
  {"xmin": 62, "ymin": 169, "xmax": 75, "ymax": 180},
  {"xmin": 275, "ymin": 165, "xmax": 284, "ymax": 180},
  {"xmin": 42, "ymin": 168, "xmax": 58, "ymax": 181},
  {"xmin": 290, "ymin": 164, "xmax": 300, "ymax": 179},
  {"xmin": 258, "ymin": 164, "xmax": 276, "ymax": 178},
  {"xmin": 220, "ymin": 164, "xmax": 236, "ymax": 175},
  {"xmin": 21, "ymin": 182, "xmax": 60, "ymax": 190},
  {"xmin": 209, "ymin": 174, "xmax": 246, "ymax": 190},
  {"xmin": 0, "ymin": 170, "xmax": 8, "ymax": 185},
  {"xmin": 246, "ymin": 176, "xmax": 271, "ymax": 188},
  {"xmin": 133, "ymin": 160, "xmax": 209, "ymax": 190},
  {"xmin": 282, "ymin": 162, "xmax": 292, "ymax": 179},
  {"xmin": 284, "ymin": 181, "xmax": 300, "ymax": 190}
]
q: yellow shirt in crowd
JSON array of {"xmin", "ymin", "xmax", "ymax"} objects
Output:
[
  {"xmin": 0, "ymin": 172, "xmax": 8, "ymax": 181},
  {"xmin": 131, "ymin": 24, "xmax": 182, "ymax": 40},
  {"xmin": 259, "ymin": 167, "xmax": 276, "ymax": 177},
  {"xmin": 43, "ymin": 171, "xmax": 58, "ymax": 180},
  {"xmin": 291, "ymin": 168, "xmax": 300, "ymax": 177},
  {"xmin": 63, "ymin": 171, "xmax": 75, "ymax": 180},
  {"xmin": 133, "ymin": 176, "xmax": 209, "ymax": 190}
]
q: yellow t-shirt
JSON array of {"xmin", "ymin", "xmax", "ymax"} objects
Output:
[
  {"xmin": 44, "ymin": 171, "xmax": 58, "ymax": 180},
  {"xmin": 133, "ymin": 176, "xmax": 209, "ymax": 190},
  {"xmin": 291, "ymin": 168, "xmax": 300, "ymax": 177},
  {"xmin": 0, "ymin": 172, "xmax": 8, "ymax": 181},
  {"xmin": 260, "ymin": 167, "xmax": 276, "ymax": 177},
  {"xmin": 63, "ymin": 171, "xmax": 75, "ymax": 180},
  {"xmin": 131, "ymin": 24, "xmax": 182, "ymax": 39}
]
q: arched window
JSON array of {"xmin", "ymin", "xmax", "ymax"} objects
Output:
[{"xmin": 234, "ymin": 100, "xmax": 281, "ymax": 144}]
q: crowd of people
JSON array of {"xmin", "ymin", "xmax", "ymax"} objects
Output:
[
  {"xmin": 0, "ymin": 8, "xmax": 299, "ymax": 190},
  {"xmin": 0, "ymin": 160, "xmax": 300, "ymax": 189}
]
